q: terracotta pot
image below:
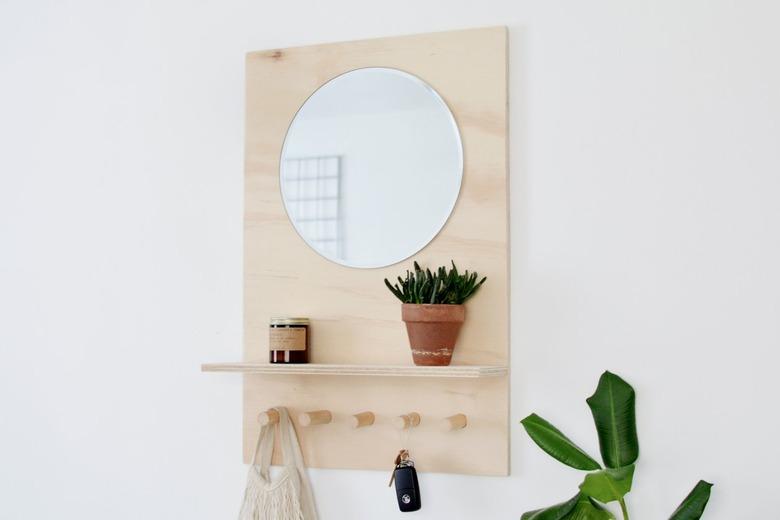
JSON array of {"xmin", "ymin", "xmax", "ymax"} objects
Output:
[{"xmin": 401, "ymin": 304, "xmax": 466, "ymax": 366}]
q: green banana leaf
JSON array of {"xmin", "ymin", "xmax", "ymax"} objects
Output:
[
  {"xmin": 521, "ymin": 413, "xmax": 602, "ymax": 471},
  {"xmin": 578, "ymin": 465, "xmax": 635, "ymax": 503},
  {"xmin": 669, "ymin": 480, "xmax": 713, "ymax": 519},
  {"xmin": 522, "ymin": 494, "xmax": 580, "ymax": 520},
  {"xmin": 564, "ymin": 495, "xmax": 616, "ymax": 520},
  {"xmin": 586, "ymin": 371, "xmax": 639, "ymax": 468}
]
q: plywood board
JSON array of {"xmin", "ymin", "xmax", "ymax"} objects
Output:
[{"xmin": 243, "ymin": 26, "xmax": 508, "ymax": 475}]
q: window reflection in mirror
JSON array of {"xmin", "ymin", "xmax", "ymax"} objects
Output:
[{"xmin": 280, "ymin": 68, "xmax": 463, "ymax": 268}]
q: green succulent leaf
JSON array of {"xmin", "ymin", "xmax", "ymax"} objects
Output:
[
  {"xmin": 668, "ymin": 480, "xmax": 713, "ymax": 520},
  {"xmin": 429, "ymin": 278, "xmax": 440, "ymax": 304},
  {"xmin": 383, "ymin": 260, "xmax": 486, "ymax": 305},
  {"xmin": 578, "ymin": 465, "xmax": 635, "ymax": 503},
  {"xmin": 521, "ymin": 413, "xmax": 601, "ymax": 471},
  {"xmin": 522, "ymin": 494, "xmax": 580, "ymax": 520},
  {"xmin": 586, "ymin": 371, "xmax": 639, "ymax": 469},
  {"xmin": 383, "ymin": 279, "xmax": 404, "ymax": 302},
  {"xmin": 564, "ymin": 495, "xmax": 616, "ymax": 520}
]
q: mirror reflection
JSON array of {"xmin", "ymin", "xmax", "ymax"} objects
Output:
[{"xmin": 280, "ymin": 67, "xmax": 463, "ymax": 268}]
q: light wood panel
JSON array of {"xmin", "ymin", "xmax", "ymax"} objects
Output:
[
  {"xmin": 243, "ymin": 375, "xmax": 507, "ymax": 475},
  {"xmin": 242, "ymin": 26, "xmax": 508, "ymax": 475}
]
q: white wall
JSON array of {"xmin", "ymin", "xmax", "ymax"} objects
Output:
[{"xmin": 1, "ymin": 1, "xmax": 779, "ymax": 518}]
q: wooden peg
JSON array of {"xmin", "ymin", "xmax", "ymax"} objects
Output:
[
  {"xmin": 257, "ymin": 409, "xmax": 280, "ymax": 426},
  {"xmin": 393, "ymin": 412, "xmax": 421, "ymax": 430},
  {"xmin": 442, "ymin": 413, "xmax": 467, "ymax": 431},
  {"xmin": 299, "ymin": 410, "xmax": 332, "ymax": 426},
  {"xmin": 351, "ymin": 411, "xmax": 375, "ymax": 429}
]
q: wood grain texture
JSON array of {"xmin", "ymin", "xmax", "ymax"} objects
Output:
[{"xmin": 242, "ymin": 26, "xmax": 509, "ymax": 475}]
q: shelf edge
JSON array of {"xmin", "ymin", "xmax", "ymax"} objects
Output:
[{"xmin": 201, "ymin": 362, "xmax": 508, "ymax": 378}]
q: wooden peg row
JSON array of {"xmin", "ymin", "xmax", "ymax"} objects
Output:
[
  {"xmin": 265, "ymin": 409, "xmax": 465, "ymax": 430},
  {"xmin": 299, "ymin": 410, "xmax": 332, "ymax": 427},
  {"xmin": 393, "ymin": 412, "xmax": 421, "ymax": 430},
  {"xmin": 351, "ymin": 411, "xmax": 375, "ymax": 429},
  {"xmin": 442, "ymin": 413, "xmax": 468, "ymax": 431},
  {"xmin": 257, "ymin": 409, "xmax": 280, "ymax": 426}
]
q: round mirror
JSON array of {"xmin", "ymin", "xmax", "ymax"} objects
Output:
[{"xmin": 280, "ymin": 67, "xmax": 463, "ymax": 268}]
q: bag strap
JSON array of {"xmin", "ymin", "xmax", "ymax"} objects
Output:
[
  {"xmin": 249, "ymin": 411, "xmax": 277, "ymax": 479},
  {"xmin": 251, "ymin": 407, "xmax": 297, "ymax": 472},
  {"xmin": 248, "ymin": 407, "xmax": 317, "ymax": 519},
  {"xmin": 278, "ymin": 408, "xmax": 318, "ymax": 519},
  {"xmin": 277, "ymin": 408, "xmax": 302, "ymax": 467}
]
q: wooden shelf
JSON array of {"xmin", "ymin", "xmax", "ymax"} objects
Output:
[{"xmin": 201, "ymin": 362, "xmax": 507, "ymax": 379}]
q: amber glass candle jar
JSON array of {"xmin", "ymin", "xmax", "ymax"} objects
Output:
[{"xmin": 269, "ymin": 317, "xmax": 309, "ymax": 364}]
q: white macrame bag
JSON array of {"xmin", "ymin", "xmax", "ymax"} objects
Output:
[{"xmin": 239, "ymin": 407, "xmax": 318, "ymax": 520}]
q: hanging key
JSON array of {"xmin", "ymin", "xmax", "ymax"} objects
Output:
[{"xmin": 389, "ymin": 449, "xmax": 421, "ymax": 512}]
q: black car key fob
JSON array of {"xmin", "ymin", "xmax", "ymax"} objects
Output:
[{"xmin": 393, "ymin": 460, "xmax": 421, "ymax": 512}]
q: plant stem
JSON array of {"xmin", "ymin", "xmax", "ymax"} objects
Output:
[{"xmin": 619, "ymin": 498, "xmax": 630, "ymax": 520}]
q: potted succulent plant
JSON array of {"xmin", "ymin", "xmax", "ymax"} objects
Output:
[{"xmin": 384, "ymin": 261, "xmax": 486, "ymax": 366}]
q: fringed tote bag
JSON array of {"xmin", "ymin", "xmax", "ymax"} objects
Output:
[{"xmin": 239, "ymin": 407, "xmax": 318, "ymax": 520}]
